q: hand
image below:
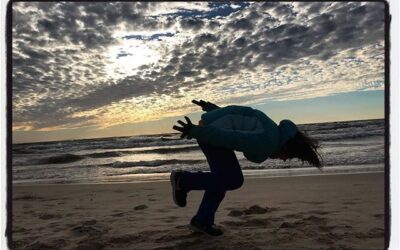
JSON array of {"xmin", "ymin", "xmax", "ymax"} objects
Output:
[
  {"xmin": 192, "ymin": 99, "xmax": 220, "ymax": 112},
  {"xmin": 173, "ymin": 116, "xmax": 194, "ymax": 138}
]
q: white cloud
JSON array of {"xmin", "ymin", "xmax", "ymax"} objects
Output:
[{"xmin": 12, "ymin": 2, "xmax": 385, "ymax": 131}]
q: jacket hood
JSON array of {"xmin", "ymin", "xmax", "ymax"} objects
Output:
[{"xmin": 278, "ymin": 120, "xmax": 298, "ymax": 147}]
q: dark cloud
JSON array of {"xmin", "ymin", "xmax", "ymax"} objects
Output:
[
  {"xmin": 180, "ymin": 17, "xmax": 205, "ymax": 30},
  {"xmin": 12, "ymin": 2, "xmax": 385, "ymax": 130},
  {"xmin": 226, "ymin": 18, "xmax": 253, "ymax": 30},
  {"xmin": 65, "ymin": 76, "xmax": 157, "ymax": 111},
  {"xmin": 123, "ymin": 32, "xmax": 175, "ymax": 41},
  {"xmin": 274, "ymin": 4, "xmax": 296, "ymax": 17},
  {"xmin": 194, "ymin": 33, "xmax": 219, "ymax": 48}
]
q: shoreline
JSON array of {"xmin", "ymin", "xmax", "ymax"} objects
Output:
[{"xmin": 13, "ymin": 163, "xmax": 384, "ymax": 186}]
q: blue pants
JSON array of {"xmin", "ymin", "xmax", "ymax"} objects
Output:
[{"xmin": 180, "ymin": 141, "xmax": 244, "ymax": 226}]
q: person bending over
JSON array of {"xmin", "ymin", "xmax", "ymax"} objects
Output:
[{"xmin": 171, "ymin": 100, "xmax": 322, "ymax": 236}]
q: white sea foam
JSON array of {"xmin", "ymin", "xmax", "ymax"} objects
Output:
[{"xmin": 12, "ymin": 119, "xmax": 385, "ymax": 184}]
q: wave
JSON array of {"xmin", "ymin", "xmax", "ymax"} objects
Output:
[
  {"xmin": 300, "ymin": 119, "xmax": 383, "ymax": 131},
  {"xmin": 13, "ymin": 120, "xmax": 384, "ymax": 156},
  {"xmin": 102, "ymin": 163, "xmax": 384, "ymax": 176},
  {"xmin": 61, "ymin": 145, "xmax": 199, "ymax": 160},
  {"xmin": 13, "ymin": 153, "xmax": 86, "ymax": 166},
  {"xmin": 32, "ymin": 154, "xmax": 85, "ymax": 165},
  {"xmin": 309, "ymin": 129, "xmax": 383, "ymax": 141},
  {"xmin": 85, "ymin": 151, "xmax": 122, "ymax": 158},
  {"xmin": 134, "ymin": 145, "xmax": 200, "ymax": 154},
  {"xmin": 105, "ymin": 159, "xmax": 205, "ymax": 168},
  {"xmin": 13, "ymin": 144, "xmax": 201, "ymax": 166},
  {"xmin": 81, "ymin": 145, "xmax": 200, "ymax": 158},
  {"xmin": 12, "ymin": 133, "xmax": 187, "ymax": 154}
]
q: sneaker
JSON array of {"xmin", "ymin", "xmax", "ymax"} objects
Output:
[
  {"xmin": 170, "ymin": 170, "xmax": 188, "ymax": 207},
  {"xmin": 189, "ymin": 217, "xmax": 223, "ymax": 236}
]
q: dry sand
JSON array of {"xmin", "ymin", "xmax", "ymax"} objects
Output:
[{"xmin": 12, "ymin": 172, "xmax": 385, "ymax": 250}]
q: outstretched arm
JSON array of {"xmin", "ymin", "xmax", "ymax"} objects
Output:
[{"xmin": 192, "ymin": 99, "xmax": 220, "ymax": 112}]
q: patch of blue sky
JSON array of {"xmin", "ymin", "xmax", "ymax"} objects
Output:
[
  {"xmin": 250, "ymin": 90, "xmax": 384, "ymax": 123},
  {"xmin": 163, "ymin": 2, "xmax": 250, "ymax": 19}
]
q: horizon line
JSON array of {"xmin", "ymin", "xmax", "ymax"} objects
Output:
[{"xmin": 12, "ymin": 117, "xmax": 384, "ymax": 145}]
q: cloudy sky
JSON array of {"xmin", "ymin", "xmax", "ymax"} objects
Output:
[{"xmin": 12, "ymin": 2, "xmax": 385, "ymax": 143}]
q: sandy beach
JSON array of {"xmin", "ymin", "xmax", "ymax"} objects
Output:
[{"xmin": 12, "ymin": 172, "xmax": 385, "ymax": 250}]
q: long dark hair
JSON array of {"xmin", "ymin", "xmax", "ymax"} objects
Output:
[{"xmin": 285, "ymin": 131, "xmax": 323, "ymax": 169}]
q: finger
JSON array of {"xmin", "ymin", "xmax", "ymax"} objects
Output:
[
  {"xmin": 173, "ymin": 125, "xmax": 184, "ymax": 132},
  {"xmin": 177, "ymin": 120, "xmax": 186, "ymax": 126},
  {"xmin": 180, "ymin": 132, "xmax": 186, "ymax": 139},
  {"xmin": 184, "ymin": 116, "xmax": 192, "ymax": 125},
  {"xmin": 192, "ymin": 100, "xmax": 201, "ymax": 106}
]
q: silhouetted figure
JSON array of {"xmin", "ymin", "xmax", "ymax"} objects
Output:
[{"xmin": 172, "ymin": 100, "xmax": 322, "ymax": 236}]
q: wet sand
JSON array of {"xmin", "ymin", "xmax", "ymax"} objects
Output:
[{"xmin": 12, "ymin": 172, "xmax": 385, "ymax": 250}]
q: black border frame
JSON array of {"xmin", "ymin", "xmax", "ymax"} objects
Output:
[{"xmin": 5, "ymin": 1, "xmax": 392, "ymax": 249}]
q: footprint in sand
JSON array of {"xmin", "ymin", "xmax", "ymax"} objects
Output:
[
  {"xmin": 307, "ymin": 210, "xmax": 330, "ymax": 215},
  {"xmin": 318, "ymin": 225, "xmax": 337, "ymax": 232},
  {"xmin": 283, "ymin": 213, "xmax": 303, "ymax": 219},
  {"xmin": 13, "ymin": 227, "xmax": 28, "ymax": 233},
  {"xmin": 164, "ymin": 216, "xmax": 179, "ymax": 223},
  {"xmin": 302, "ymin": 215, "xmax": 328, "ymax": 225},
  {"xmin": 243, "ymin": 205, "xmax": 270, "ymax": 215},
  {"xmin": 279, "ymin": 222, "xmax": 297, "ymax": 228},
  {"xmin": 13, "ymin": 195, "xmax": 43, "ymax": 201},
  {"xmin": 111, "ymin": 212, "xmax": 125, "ymax": 217},
  {"xmin": 354, "ymin": 228, "xmax": 384, "ymax": 239},
  {"xmin": 227, "ymin": 205, "xmax": 270, "ymax": 217},
  {"xmin": 71, "ymin": 225, "xmax": 103, "ymax": 236},
  {"xmin": 227, "ymin": 210, "xmax": 244, "ymax": 217},
  {"xmin": 38, "ymin": 213, "xmax": 62, "ymax": 220},
  {"xmin": 222, "ymin": 218, "xmax": 270, "ymax": 227},
  {"xmin": 134, "ymin": 204, "xmax": 148, "ymax": 210}
]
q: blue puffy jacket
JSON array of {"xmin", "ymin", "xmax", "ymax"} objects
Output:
[{"xmin": 188, "ymin": 105, "xmax": 298, "ymax": 163}]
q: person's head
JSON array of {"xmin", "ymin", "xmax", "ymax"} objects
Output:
[{"xmin": 272, "ymin": 131, "xmax": 323, "ymax": 169}]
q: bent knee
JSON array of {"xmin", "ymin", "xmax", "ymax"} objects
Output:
[{"xmin": 225, "ymin": 174, "xmax": 244, "ymax": 190}]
